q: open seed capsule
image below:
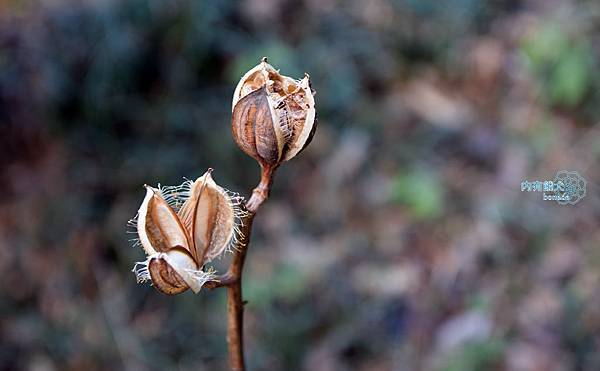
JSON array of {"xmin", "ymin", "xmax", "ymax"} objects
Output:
[
  {"xmin": 231, "ymin": 58, "xmax": 317, "ymax": 168},
  {"xmin": 131, "ymin": 169, "xmax": 247, "ymax": 294}
]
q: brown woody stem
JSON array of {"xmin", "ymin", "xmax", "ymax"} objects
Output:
[
  {"xmin": 245, "ymin": 164, "xmax": 276, "ymax": 212},
  {"xmin": 222, "ymin": 164, "xmax": 276, "ymax": 370},
  {"xmin": 203, "ymin": 274, "xmax": 236, "ymax": 290}
]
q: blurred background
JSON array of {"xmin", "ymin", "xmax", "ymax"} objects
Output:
[{"xmin": 1, "ymin": 0, "xmax": 599, "ymax": 370}]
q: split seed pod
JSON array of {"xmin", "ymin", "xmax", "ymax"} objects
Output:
[
  {"xmin": 130, "ymin": 169, "xmax": 247, "ymax": 294},
  {"xmin": 231, "ymin": 58, "xmax": 317, "ymax": 168}
]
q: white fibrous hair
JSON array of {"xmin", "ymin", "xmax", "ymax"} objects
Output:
[
  {"xmin": 225, "ymin": 189, "xmax": 250, "ymax": 254},
  {"xmin": 186, "ymin": 266, "xmax": 218, "ymax": 287},
  {"xmin": 157, "ymin": 179, "xmax": 193, "ymax": 212},
  {"xmin": 131, "ymin": 255, "xmax": 153, "ymax": 283},
  {"xmin": 127, "ymin": 214, "xmax": 141, "ymax": 248}
]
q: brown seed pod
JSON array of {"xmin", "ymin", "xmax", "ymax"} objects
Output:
[
  {"xmin": 137, "ymin": 186, "xmax": 195, "ymax": 258},
  {"xmin": 131, "ymin": 169, "xmax": 246, "ymax": 294},
  {"xmin": 231, "ymin": 58, "xmax": 316, "ymax": 167},
  {"xmin": 148, "ymin": 248, "xmax": 197, "ymax": 294},
  {"xmin": 177, "ymin": 171, "xmax": 244, "ymax": 262}
]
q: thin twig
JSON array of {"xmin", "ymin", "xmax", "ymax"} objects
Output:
[
  {"xmin": 224, "ymin": 164, "xmax": 277, "ymax": 371},
  {"xmin": 203, "ymin": 274, "xmax": 237, "ymax": 290}
]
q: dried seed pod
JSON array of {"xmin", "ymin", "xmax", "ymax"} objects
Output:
[
  {"xmin": 231, "ymin": 58, "xmax": 317, "ymax": 167},
  {"xmin": 137, "ymin": 185, "xmax": 195, "ymax": 258},
  {"xmin": 131, "ymin": 169, "xmax": 246, "ymax": 294},
  {"xmin": 148, "ymin": 248, "xmax": 198, "ymax": 294},
  {"xmin": 177, "ymin": 170, "xmax": 245, "ymax": 262}
]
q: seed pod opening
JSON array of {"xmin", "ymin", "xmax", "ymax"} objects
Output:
[
  {"xmin": 177, "ymin": 171, "xmax": 246, "ymax": 262},
  {"xmin": 130, "ymin": 169, "xmax": 246, "ymax": 295},
  {"xmin": 137, "ymin": 186, "xmax": 194, "ymax": 258},
  {"xmin": 231, "ymin": 58, "xmax": 317, "ymax": 166}
]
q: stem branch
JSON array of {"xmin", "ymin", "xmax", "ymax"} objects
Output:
[{"xmin": 224, "ymin": 164, "xmax": 276, "ymax": 370}]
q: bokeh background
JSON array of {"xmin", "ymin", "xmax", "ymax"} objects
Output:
[{"xmin": 1, "ymin": 0, "xmax": 599, "ymax": 370}]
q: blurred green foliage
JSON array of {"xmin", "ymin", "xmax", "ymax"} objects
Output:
[
  {"xmin": 391, "ymin": 170, "xmax": 444, "ymax": 220},
  {"xmin": 521, "ymin": 22, "xmax": 596, "ymax": 109},
  {"xmin": 246, "ymin": 263, "xmax": 309, "ymax": 307},
  {"xmin": 439, "ymin": 339, "xmax": 504, "ymax": 371}
]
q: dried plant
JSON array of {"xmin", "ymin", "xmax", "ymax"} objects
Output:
[{"xmin": 130, "ymin": 57, "xmax": 316, "ymax": 370}]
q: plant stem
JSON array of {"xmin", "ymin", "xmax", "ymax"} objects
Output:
[
  {"xmin": 246, "ymin": 164, "xmax": 276, "ymax": 212},
  {"xmin": 223, "ymin": 164, "xmax": 276, "ymax": 371}
]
